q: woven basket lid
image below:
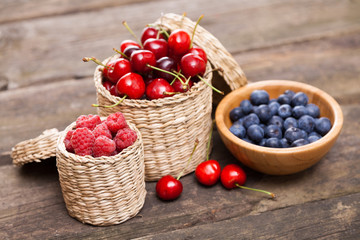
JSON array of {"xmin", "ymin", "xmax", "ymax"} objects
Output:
[
  {"xmin": 11, "ymin": 128, "xmax": 59, "ymax": 166},
  {"xmin": 153, "ymin": 13, "xmax": 247, "ymax": 91}
]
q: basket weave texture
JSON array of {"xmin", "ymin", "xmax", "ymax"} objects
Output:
[
  {"xmin": 11, "ymin": 128, "xmax": 59, "ymax": 166},
  {"xmin": 56, "ymin": 120, "xmax": 146, "ymax": 226}
]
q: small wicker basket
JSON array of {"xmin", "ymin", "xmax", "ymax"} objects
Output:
[
  {"xmin": 56, "ymin": 120, "xmax": 146, "ymax": 226},
  {"xmin": 93, "ymin": 13, "xmax": 247, "ymax": 181}
]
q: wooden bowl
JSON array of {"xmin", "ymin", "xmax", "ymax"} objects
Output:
[{"xmin": 215, "ymin": 80, "xmax": 343, "ymax": 175}]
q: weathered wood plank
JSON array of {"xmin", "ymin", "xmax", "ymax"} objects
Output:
[
  {"xmin": 0, "ymin": 0, "xmax": 359, "ymax": 89},
  {"xmin": 137, "ymin": 192, "xmax": 360, "ymax": 240}
]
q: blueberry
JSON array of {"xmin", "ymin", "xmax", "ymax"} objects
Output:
[
  {"xmin": 292, "ymin": 106, "xmax": 308, "ymax": 119},
  {"xmin": 284, "ymin": 90, "xmax": 295, "ymax": 99},
  {"xmin": 306, "ymin": 103, "xmax": 320, "ymax": 118},
  {"xmin": 259, "ymin": 138, "xmax": 266, "ymax": 146},
  {"xmin": 265, "ymin": 138, "xmax": 281, "ymax": 148},
  {"xmin": 268, "ymin": 101, "xmax": 280, "ymax": 116},
  {"xmin": 229, "ymin": 124, "xmax": 246, "ymax": 139},
  {"xmin": 315, "ymin": 117, "xmax": 332, "ymax": 136},
  {"xmin": 242, "ymin": 137, "xmax": 254, "ymax": 144},
  {"xmin": 298, "ymin": 115, "xmax": 315, "ymax": 133},
  {"xmin": 269, "ymin": 99, "xmax": 277, "ymax": 104},
  {"xmin": 243, "ymin": 113, "xmax": 260, "ymax": 129},
  {"xmin": 278, "ymin": 104, "xmax": 292, "ymax": 119},
  {"xmin": 291, "ymin": 138, "xmax": 310, "ymax": 147},
  {"xmin": 247, "ymin": 124, "xmax": 264, "ymax": 143},
  {"xmin": 240, "ymin": 99, "xmax": 253, "ymax": 115},
  {"xmin": 284, "ymin": 117, "xmax": 298, "ymax": 130},
  {"xmin": 291, "ymin": 92, "xmax": 309, "ymax": 106},
  {"xmin": 254, "ymin": 104, "xmax": 272, "ymax": 123},
  {"xmin": 308, "ymin": 135, "xmax": 320, "ymax": 143},
  {"xmin": 280, "ymin": 138, "xmax": 290, "ymax": 148},
  {"xmin": 250, "ymin": 90, "xmax": 270, "ymax": 105},
  {"xmin": 284, "ymin": 127, "xmax": 305, "ymax": 143},
  {"xmin": 309, "ymin": 131, "xmax": 321, "ymax": 138},
  {"xmin": 277, "ymin": 94, "xmax": 291, "ymax": 105},
  {"xmin": 230, "ymin": 107, "xmax": 244, "ymax": 122},
  {"xmin": 268, "ymin": 115, "xmax": 284, "ymax": 130},
  {"xmin": 265, "ymin": 124, "xmax": 282, "ymax": 139}
]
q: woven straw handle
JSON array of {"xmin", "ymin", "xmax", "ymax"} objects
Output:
[
  {"xmin": 11, "ymin": 128, "xmax": 60, "ymax": 166},
  {"xmin": 154, "ymin": 13, "xmax": 247, "ymax": 90}
]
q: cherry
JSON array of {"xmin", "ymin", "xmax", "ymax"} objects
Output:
[
  {"xmin": 155, "ymin": 57, "xmax": 177, "ymax": 81},
  {"xmin": 168, "ymin": 29, "xmax": 191, "ymax": 56},
  {"xmin": 220, "ymin": 164, "xmax": 275, "ymax": 198},
  {"xmin": 120, "ymin": 39, "xmax": 141, "ymax": 53},
  {"xmin": 116, "ymin": 72, "xmax": 145, "ymax": 99},
  {"xmin": 130, "ymin": 50, "xmax": 156, "ymax": 74},
  {"xmin": 145, "ymin": 78, "xmax": 175, "ymax": 100},
  {"xmin": 188, "ymin": 46, "xmax": 207, "ymax": 64},
  {"xmin": 172, "ymin": 77, "xmax": 193, "ymax": 93},
  {"xmin": 156, "ymin": 140, "xmax": 199, "ymax": 201},
  {"xmin": 109, "ymin": 85, "xmax": 118, "ymax": 96},
  {"xmin": 123, "ymin": 45, "xmax": 141, "ymax": 58},
  {"xmin": 102, "ymin": 81, "xmax": 112, "ymax": 90},
  {"xmin": 180, "ymin": 53, "xmax": 206, "ymax": 78},
  {"xmin": 143, "ymin": 38, "xmax": 168, "ymax": 60},
  {"xmin": 141, "ymin": 26, "xmax": 165, "ymax": 44},
  {"xmin": 195, "ymin": 160, "xmax": 221, "ymax": 186},
  {"xmin": 106, "ymin": 58, "xmax": 132, "ymax": 84}
]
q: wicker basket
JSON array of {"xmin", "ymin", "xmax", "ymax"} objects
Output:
[
  {"xmin": 56, "ymin": 120, "xmax": 146, "ymax": 226},
  {"xmin": 93, "ymin": 13, "xmax": 247, "ymax": 181}
]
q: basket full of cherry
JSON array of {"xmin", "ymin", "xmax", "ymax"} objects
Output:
[{"xmin": 85, "ymin": 13, "xmax": 247, "ymax": 181}]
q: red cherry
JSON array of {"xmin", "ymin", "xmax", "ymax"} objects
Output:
[
  {"xmin": 123, "ymin": 45, "xmax": 141, "ymax": 58},
  {"xmin": 116, "ymin": 72, "xmax": 145, "ymax": 99},
  {"xmin": 141, "ymin": 26, "xmax": 165, "ymax": 44},
  {"xmin": 188, "ymin": 46, "xmax": 207, "ymax": 64},
  {"xmin": 146, "ymin": 78, "xmax": 175, "ymax": 100},
  {"xmin": 180, "ymin": 53, "xmax": 206, "ymax": 78},
  {"xmin": 120, "ymin": 39, "xmax": 141, "ymax": 53},
  {"xmin": 168, "ymin": 29, "xmax": 191, "ymax": 56},
  {"xmin": 155, "ymin": 57, "xmax": 177, "ymax": 81},
  {"xmin": 109, "ymin": 85, "xmax": 119, "ymax": 96},
  {"xmin": 195, "ymin": 160, "xmax": 221, "ymax": 186},
  {"xmin": 102, "ymin": 81, "xmax": 113, "ymax": 91},
  {"xmin": 172, "ymin": 78, "xmax": 193, "ymax": 93},
  {"xmin": 130, "ymin": 50, "xmax": 156, "ymax": 74},
  {"xmin": 156, "ymin": 175, "xmax": 183, "ymax": 201},
  {"xmin": 220, "ymin": 164, "xmax": 276, "ymax": 198},
  {"xmin": 143, "ymin": 38, "xmax": 168, "ymax": 60},
  {"xmin": 106, "ymin": 58, "xmax": 132, "ymax": 84}
]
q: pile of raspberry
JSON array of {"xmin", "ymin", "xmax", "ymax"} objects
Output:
[{"xmin": 64, "ymin": 112, "xmax": 137, "ymax": 157}]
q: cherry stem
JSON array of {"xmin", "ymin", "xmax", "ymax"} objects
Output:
[
  {"xmin": 235, "ymin": 184, "xmax": 276, "ymax": 199},
  {"xmin": 83, "ymin": 57, "xmax": 113, "ymax": 70},
  {"xmin": 146, "ymin": 64, "xmax": 186, "ymax": 86},
  {"xmin": 206, "ymin": 119, "xmax": 215, "ymax": 161},
  {"xmin": 122, "ymin": 21, "xmax": 143, "ymax": 48},
  {"xmin": 113, "ymin": 48, "xmax": 129, "ymax": 59},
  {"xmin": 177, "ymin": 139, "xmax": 199, "ymax": 180},
  {"xmin": 92, "ymin": 95, "xmax": 127, "ymax": 108},
  {"xmin": 197, "ymin": 75, "xmax": 224, "ymax": 95},
  {"xmin": 190, "ymin": 14, "xmax": 204, "ymax": 49}
]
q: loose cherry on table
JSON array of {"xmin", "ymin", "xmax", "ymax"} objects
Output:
[
  {"xmin": 156, "ymin": 140, "xmax": 199, "ymax": 201},
  {"xmin": 220, "ymin": 164, "xmax": 276, "ymax": 198}
]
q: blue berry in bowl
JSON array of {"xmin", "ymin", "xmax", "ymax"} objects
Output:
[
  {"xmin": 284, "ymin": 117, "xmax": 298, "ymax": 130},
  {"xmin": 308, "ymin": 135, "xmax": 321, "ymax": 143},
  {"xmin": 265, "ymin": 124, "xmax": 282, "ymax": 139},
  {"xmin": 280, "ymin": 138, "xmax": 290, "ymax": 148},
  {"xmin": 306, "ymin": 103, "xmax": 320, "ymax": 118},
  {"xmin": 229, "ymin": 107, "xmax": 244, "ymax": 122},
  {"xmin": 315, "ymin": 117, "xmax": 332, "ymax": 136},
  {"xmin": 250, "ymin": 90, "xmax": 270, "ymax": 105},
  {"xmin": 292, "ymin": 105, "xmax": 308, "ymax": 119},
  {"xmin": 277, "ymin": 94, "xmax": 291, "ymax": 105},
  {"xmin": 291, "ymin": 138, "xmax": 310, "ymax": 147},
  {"xmin": 268, "ymin": 101, "xmax": 280, "ymax": 116},
  {"xmin": 278, "ymin": 104, "xmax": 292, "ymax": 119},
  {"xmin": 265, "ymin": 137, "xmax": 281, "ymax": 148},
  {"xmin": 229, "ymin": 124, "xmax": 246, "ymax": 139},
  {"xmin": 240, "ymin": 99, "xmax": 253, "ymax": 115},
  {"xmin": 247, "ymin": 124, "xmax": 264, "ymax": 143},
  {"xmin": 298, "ymin": 115, "xmax": 315, "ymax": 133},
  {"xmin": 284, "ymin": 89, "xmax": 295, "ymax": 98},
  {"xmin": 284, "ymin": 127, "xmax": 305, "ymax": 143},
  {"xmin": 243, "ymin": 113, "xmax": 260, "ymax": 129},
  {"xmin": 268, "ymin": 115, "xmax": 284, "ymax": 130},
  {"xmin": 291, "ymin": 92, "xmax": 309, "ymax": 107},
  {"xmin": 254, "ymin": 104, "xmax": 272, "ymax": 123}
]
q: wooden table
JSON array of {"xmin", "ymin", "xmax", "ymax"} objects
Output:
[{"xmin": 1, "ymin": 0, "xmax": 359, "ymax": 239}]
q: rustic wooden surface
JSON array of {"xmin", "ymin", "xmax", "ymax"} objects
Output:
[{"xmin": 1, "ymin": 0, "xmax": 360, "ymax": 239}]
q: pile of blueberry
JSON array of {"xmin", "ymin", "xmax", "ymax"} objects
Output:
[{"xmin": 229, "ymin": 89, "xmax": 332, "ymax": 148}]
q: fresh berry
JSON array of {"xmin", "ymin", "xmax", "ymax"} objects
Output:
[
  {"xmin": 180, "ymin": 53, "xmax": 206, "ymax": 78},
  {"xmin": 292, "ymin": 105, "xmax": 308, "ymax": 119},
  {"xmin": 250, "ymin": 90, "xmax": 270, "ymax": 105},
  {"xmin": 167, "ymin": 29, "xmax": 191, "ymax": 56},
  {"xmin": 70, "ymin": 127, "xmax": 95, "ymax": 156},
  {"xmin": 76, "ymin": 114, "xmax": 101, "ymax": 131},
  {"xmin": 283, "ymin": 117, "xmax": 298, "ymax": 130},
  {"xmin": 145, "ymin": 78, "xmax": 175, "ymax": 100},
  {"xmin": 92, "ymin": 122, "xmax": 112, "ymax": 139},
  {"xmin": 254, "ymin": 104, "xmax": 272, "ymax": 122},
  {"xmin": 229, "ymin": 124, "xmax": 246, "ymax": 139},
  {"xmin": 195, "ymin": 160, "xmax": 221, "ymax": 186},
  {"xmin": 315, "ymin": 117, "xmax": 332, "ymax": 136},
  {"xmin": 265, "ymin": 137, "xmax": 281, "ymax": 148},
  {"xmin": 156, "ymin": 175, "xmax": 183, "ymax": 201},
  {"xmin": 120, "ymin": 39, "xmax": 141, "ymax": 53},
  {"xmin": 240, "ymin": 99, "xmax": 253, "ymax": 115},
  {"xmin": 306, "ymin": 103, "xmax": 320, "ymax": 118},
  {"xmin": 64, "ymin": 130, "xmax": 74, "ymax": 153},
  {"xmin": 230, "ymin": 107, "xmax": 244, "ymax": 122},
  {"xmin": 291, "ymin": 138, "xmax": 310, "ymax": 147},
  {"xmin": 291, "ymin": 92, "xmax": 309, "ymax": 107},
  {"xmin": 155, "ymin": 56, "xmax": 177, "ymax": 81},
  {"xmin": 172, "ymin": 78, "xmax": 193, "ymax": 93},
  {"xmin": 116, "ymin": 72, "xmax": 146, "ymax": 99},
  {"xmin": 278, "ymin": 104, "xmax": 292, "ymax": 119},
  {"xmin": 265, "ymin": 124, "xmax": 282, "ymax": 139},
  {"xmin": 277, "ymin": 93, "xmax": 291, "ymax": 105},
  {"xmin": 298, "ymin": 115, "xmax": 315, "ymax": 133},
  {"xmin": 114, "ymin": 127, "xmax": 137, "ymax": 151},
  {"xmin": 143, "ymin": 38, "xmax": 168, "ymax": 60},
  {"xmin": 247, "ymin": 124, "xmax": 264, "ymax": 143},
  {"xmin": 123, "ymin": 45, "xmax": 141, "ymax": 58},
  {"xmin": 188, "ymin": 46, "xmax": 207, "ymax": 64},
  {"xmin": 93, "ymin": 136, "xmax": 116, "ymax": 157},
  {"xmin": 242, "ymin": 113, "xmax": 260, "ymax": 129},
  {"xmin": 130, "ymin": 50, "xmax": 157, "ymax": 74},
  {"xmin": 105, "ymin": 112, "xmax": 128, "ymax": 134},
  {"xmin": 106, "ymin": 58, "xmax": 132, "ymax": 84},
  {"xmin": 141, "ymin": 26, "xmax": 165, "ymax": 44}
]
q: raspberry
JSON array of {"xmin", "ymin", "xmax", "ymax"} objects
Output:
[
  {"xmin": 93, "ymin": 136, "xmax": 116, "ymax": 157},
  {"xmin": 70, "ymin": 127, "xmax": 95, "ymax": 156},
  {"xmin": 114, "ymin": 128, "xmax": 137, "ymax": 151},
  {"xmin": 76, "ymin": 114, "xmax": 101, "ymax": 131},
  {"xmin": 92, "ymin": 122, "xmax": 112, "ymax": 139},
  {"xmin": 64, "ymin": 130, "xmax": 74, "ymax": 153},
  {"xmin": 105, "ymin": 112, "xmax": 128, "ymax": 134}
]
